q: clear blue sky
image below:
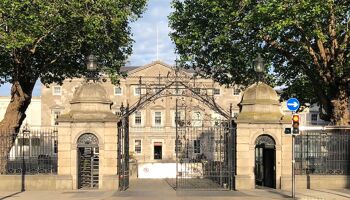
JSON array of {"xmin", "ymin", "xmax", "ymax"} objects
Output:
[{"xmin": 0, "ymin": 0, "xmax": 175, "ymax": 97}]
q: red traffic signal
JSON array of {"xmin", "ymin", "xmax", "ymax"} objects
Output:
[{"xmin": 292, "ymin": 114, "xmax": 300, "ymax": 134}]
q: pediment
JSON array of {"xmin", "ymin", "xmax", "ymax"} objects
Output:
[
  {"xmin": 149, "ymin": 105, "xmax": 166, "ymax": 110},
  {"xmin": 50, "ymin": 104, "xmax": 65, "ymax": 110},
  {"xmin": 127, "ymin": 60, "xmax": 191, "ymax": 78}
]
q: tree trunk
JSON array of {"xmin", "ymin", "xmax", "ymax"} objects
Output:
[
  {"xmin": 330, "ymin": 84, "xmax": 350, "ymax": 126},
  {"xmin": 0, "ymin": 80, "xmax": 35, "ymax": 174}
]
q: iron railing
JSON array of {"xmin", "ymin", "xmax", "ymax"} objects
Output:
[
  {"xmin": 295, "ymin": 128, "xmax": 350, "ymax": 175},
  {"xmin": 117, "ymin": 105, "xmax": 130, "ymax": 191},
  {"xmin": 0, "ymin": 128, "xmax": 58, "ymax": 174},
  {"xmin": 175, "ymin": 118, "xmax": 235, "ymax": 190}
]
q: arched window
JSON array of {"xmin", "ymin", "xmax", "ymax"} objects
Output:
[
  {"xmin": 255, "ymin": 135, "xmax": 275, "ymax": 148},
  {"xmin": 77, "ymin": 133, "xmax": 99, "ymax": 147}
]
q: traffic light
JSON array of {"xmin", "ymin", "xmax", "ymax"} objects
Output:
[
  {"xmin": 292, "ymin": 114, "xmax": 300, "ymax": 134},
  {"xmin": 284, "ymin": 128, "xmax": 291, "ymax": 134}
]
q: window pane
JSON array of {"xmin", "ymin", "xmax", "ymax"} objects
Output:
[
  {"xmin": 213, "ymin": 88, "xmax": 220, "ymax": 95},
  {"xmin": 233, "ymin": 88, "xmax": 240, "ymax": 95},
  {"xmin": 135, "ymin": 87, "xmax": 141, "ymax": 95},
  {"xmin": 155, "ymin": 112, "xmax": 162, "ymax": 125},
  {"xmin": 115, "ymin": 87, "xmax": 122, "ymax": 95},
  {"xmin": 193, "ymin": 88, "xmax": 200, "ymax": 94},
  {"xmin": 194, "ymin": 140, "xmax": 201, "ymax": 153},
  {"xmin": 53, "ymin": 86, "xmax": 61, "ymax": 95},
  {"xmin": 135, "ymin": 111, "xmax": 142, "ymax": 125},
  {"xmin": 135, "ymin": 140, "xmax": 141, "ymax": 154},
  {"xmin": 52, "ymin": 111, "xmax": 61, "ymax": 125}
]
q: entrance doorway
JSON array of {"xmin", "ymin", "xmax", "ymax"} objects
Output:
[
  {"xmin": 154, "ymin": 142, "xmax": 162, "ymax": 160},
  {"xmin": 254, "ymin": 135, "xmax": 275, "ymax": 188},
  {"xmin": 115, "ymin": 68, "xmax": 236, "ymax": 191},
  {"xmin": 77, "ymin": 133, "xmax": 99, "ymax": 189}
]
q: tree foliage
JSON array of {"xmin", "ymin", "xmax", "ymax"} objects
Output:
[
  {"xmin": 0, "ymin": 0, "xmax": 146, "ymax": 129},
  {"xmin": 0, "ymin": 0, "xmax": 146, "ymax": 86},
  {"xmin": 169, "ymin": 0, "xmax": 350, "ymax": 125},
  {"xmin": 0, "ymin": 0, "xmax": 146, "ymax": 173}
]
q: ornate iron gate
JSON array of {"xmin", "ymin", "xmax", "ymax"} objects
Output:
[
  {"xmin": 77, "ymin": 133, "xmax": 99, "ymax": 189},
  {"xmin": 114, "ymin": 68, "xmax": 237, "ymax": 191},
  {"xmin": 175, "ymin": 99, "xmax": 236, "ymax": 190},
  {"xmin": 117, "ymin": 105, "xmax": 130, "ymax": 191}
]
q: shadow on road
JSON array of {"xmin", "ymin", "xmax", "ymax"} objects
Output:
[
  {"xmin": 164, "ymin": 178, "xmax": 176, "ymax": 190},
  {"xmin": 310, "ymin": 189, "xmax": 350, "ymax": 199},
  {"xmin": 0, "ymin": 191, "xmax": 24, "ymax": 200}
]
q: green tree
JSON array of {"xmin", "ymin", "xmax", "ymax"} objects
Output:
[
  {"xmin": 169, "ymin": 0, "xmax": 350, "ymax": 125},
  {"xmin": 0, "ymin": 0, "xmax": 146, "ymax": 173}
]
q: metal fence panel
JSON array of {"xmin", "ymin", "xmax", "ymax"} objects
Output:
[
  {"xmin": 0, "ymin": 128, "xmax": 58, "ymax": 174},
  {"xmin": 175, "ymin": 119, "xmax": 236, "ymax": 190},
  {"xmin": 295, "ymin": 128, "xmax": 350, "ymax": 175}
]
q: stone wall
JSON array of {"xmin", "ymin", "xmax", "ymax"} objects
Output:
[
  {"xmin": 282, "ymin": 175, "xmax": 350, "ymax": 189},
  {"xmin": 0, "ymin": 174, "xmax": 118, "ymax": 190},
  {"xmin": 0, "ymin": 175, "xmax": 56, "ymax": 191},
  {"xmin": 57, "ymin": 122, "xmax": 119, "ymax": 190},
  {"xmin": 0, "ymin": 174, "xmax": 348, "ymax": 191}
]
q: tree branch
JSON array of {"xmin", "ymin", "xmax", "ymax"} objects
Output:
[
  {"xmin": 328, "ymin": 3, "xmax": 338, "ymax": 59},
  {"xmin": 267, "ymin": 35, "xmax": 330, "ymax": 84},
  {"xmin": 12, "ymin": 50, "xmax": 21, "ymax": 65},
  {"xmin": 29, "ymin": 31, "xmax": 51, "ymax": 54},
  {"xmin": 263, "ymin": 35, "xmax": 332, "ymax": 119},
  {"xmin": 10, "ymin": 82, "xmax": 25, "ymax": 103},
  {"xmin": 48, "ymin": 53, "xmax": 62, "ymax": 65},
  {"xmin": 294, "ymin": 22, "xmax": 335, "ymax": 84},
  {"xmin": 289, "ymin": 25, "xmax": 326, "ymax": 71},
  {"xmin": 316, "ymin": 39, "xmax": 328, "ymax": 64},
  {"xmin": 338, "ymin": 30, "xmax": 349, "ymax": 64}
]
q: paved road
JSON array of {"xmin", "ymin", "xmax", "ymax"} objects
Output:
[{"xmin": 0, "ymin": 179, "xmax": 349, "ymax": 200}]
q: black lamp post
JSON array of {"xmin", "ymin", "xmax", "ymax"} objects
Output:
[
  {"xmin": 253, "ymin": 53, "xmax": 265, "ymax": 83},
  {"xmin": 21, "ymin": 124, "xmax": 30, "ymax": 192},
  {"xmin": 86, "ymin": 54, "xmax": 98, "ymax": 81}
]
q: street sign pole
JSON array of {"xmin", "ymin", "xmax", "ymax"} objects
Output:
[
  {"xmin": 286, "ymin": 98, "xmax": 299, "ymax": 199},
  {"xmin": 291, "ymin": 110, "xmax": 296, "ymax": 199},
  {"xmin": 292, "ymin": 132, "xmax": 295, "ymax": 199}
]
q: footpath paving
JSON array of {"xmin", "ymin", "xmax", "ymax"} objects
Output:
[{"xmin": 0, "ymin": 179, "xmax": 349, "ymax": 200}]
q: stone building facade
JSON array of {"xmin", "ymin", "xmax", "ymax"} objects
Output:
[
  {"xmin": 44, "ymin": 63, "xmax": 296, "ymax": 190},
  {"xmin": 0, "ymin": 96, "xmax": 42, "ymax": 127},
  {"xmin": 42, "ymin": 61, "xmax": 243, "ymax": 164}
]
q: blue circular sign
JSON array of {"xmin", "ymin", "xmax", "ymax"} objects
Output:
[{"xmin": 286, "ymin": 98, "xmax": 300, "ymax": 112}]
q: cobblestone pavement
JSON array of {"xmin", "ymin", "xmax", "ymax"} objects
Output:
[{"xmin": 0, "ymin": 179, "xmax": 349, "ymax": 200}]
